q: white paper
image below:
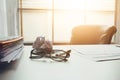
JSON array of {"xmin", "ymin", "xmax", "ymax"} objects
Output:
[{"xmin": 72, "ymin": 45, "xmax": 120, "ymax": 61}]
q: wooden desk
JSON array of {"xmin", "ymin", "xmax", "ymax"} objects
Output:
[{"xmin": 1, "ymin": 45, "xmax": 120, "ymax": 80}]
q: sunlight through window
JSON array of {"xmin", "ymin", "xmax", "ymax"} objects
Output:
[{"xmin": 22, "ymin": 0, "xmax": 115, "ymax": 43}]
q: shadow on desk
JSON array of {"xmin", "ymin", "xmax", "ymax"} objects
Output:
[{"xmin": 0, "ymin": 60, "xmax": 20, "ymax": 73}]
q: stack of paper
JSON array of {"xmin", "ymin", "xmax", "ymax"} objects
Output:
[
  {"xmin": 72, "ymin": 45, "xmax": 120, "ymax": 62},
  {"xmin": 0, "ymin": 37, "xmax": 24, "ymax": 63}
]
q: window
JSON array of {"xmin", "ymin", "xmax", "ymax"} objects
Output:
[{"xmin": 21, "ymin": 0, "xmax": 115, "ymax": 44}]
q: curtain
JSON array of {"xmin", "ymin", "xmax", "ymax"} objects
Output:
[
  {"xmin": 115, "ymin": 0, "xmax": 120, "ymax": 44},
  {"xmin": 0, "ymin": 0, "xmax": 20, "ymax": 39}
]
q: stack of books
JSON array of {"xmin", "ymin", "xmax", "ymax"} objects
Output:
[{"xmin": 0, "ymin": 36, "xmax": 24, "ymax": 63}]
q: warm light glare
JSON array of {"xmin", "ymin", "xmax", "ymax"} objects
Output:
[
  {"xmin": 54, "ymin": 0, "xmax": 85, "ymax": 10},
  {"xmin": 22, "ymin": 0, "xmax": 115, "ymax": 43},
  {"xmin": 53, "ymin": 0, "xmax": 115, "ymax": 42},
  {"xmin": 54, "ymin": 0, "xmax": 115, "ymax": 11}
]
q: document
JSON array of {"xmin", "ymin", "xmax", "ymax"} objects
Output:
[
  {"xmin": 72, "ymin": 45, "xmax": 120, "ymax": 62},
  {"xmin": 0, "ymin": 47, "xmax": 23, "ymax": 63}
]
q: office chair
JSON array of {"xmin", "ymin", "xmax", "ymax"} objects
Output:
[{"xmin": 70, "ymin": 25, "xmax": 117, "ymax": 44}]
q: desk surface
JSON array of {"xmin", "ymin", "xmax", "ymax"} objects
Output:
[{"xmin": 1, "ymin": 45, "xmax": 120, "ymax": 80}]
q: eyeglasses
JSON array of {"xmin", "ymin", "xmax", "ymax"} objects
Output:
[{"xmin": 30, "ymin": 48, "xmax": 71, "ymax": 62}]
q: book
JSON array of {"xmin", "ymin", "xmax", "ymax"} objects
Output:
[
  {"xmin": 0, "ymin": 36, "xmax": 23, "ymax": 45},
  {"xmin": 0, "ymin": 37, "xmax": 24, "ymax": 63},
  {"xmin": 0, "ymin": 47, "xmax": 23, "ymax": 63},
  {"xmin": 0, "ymin": 40, "xmax": 23, "ymax": 57}
]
